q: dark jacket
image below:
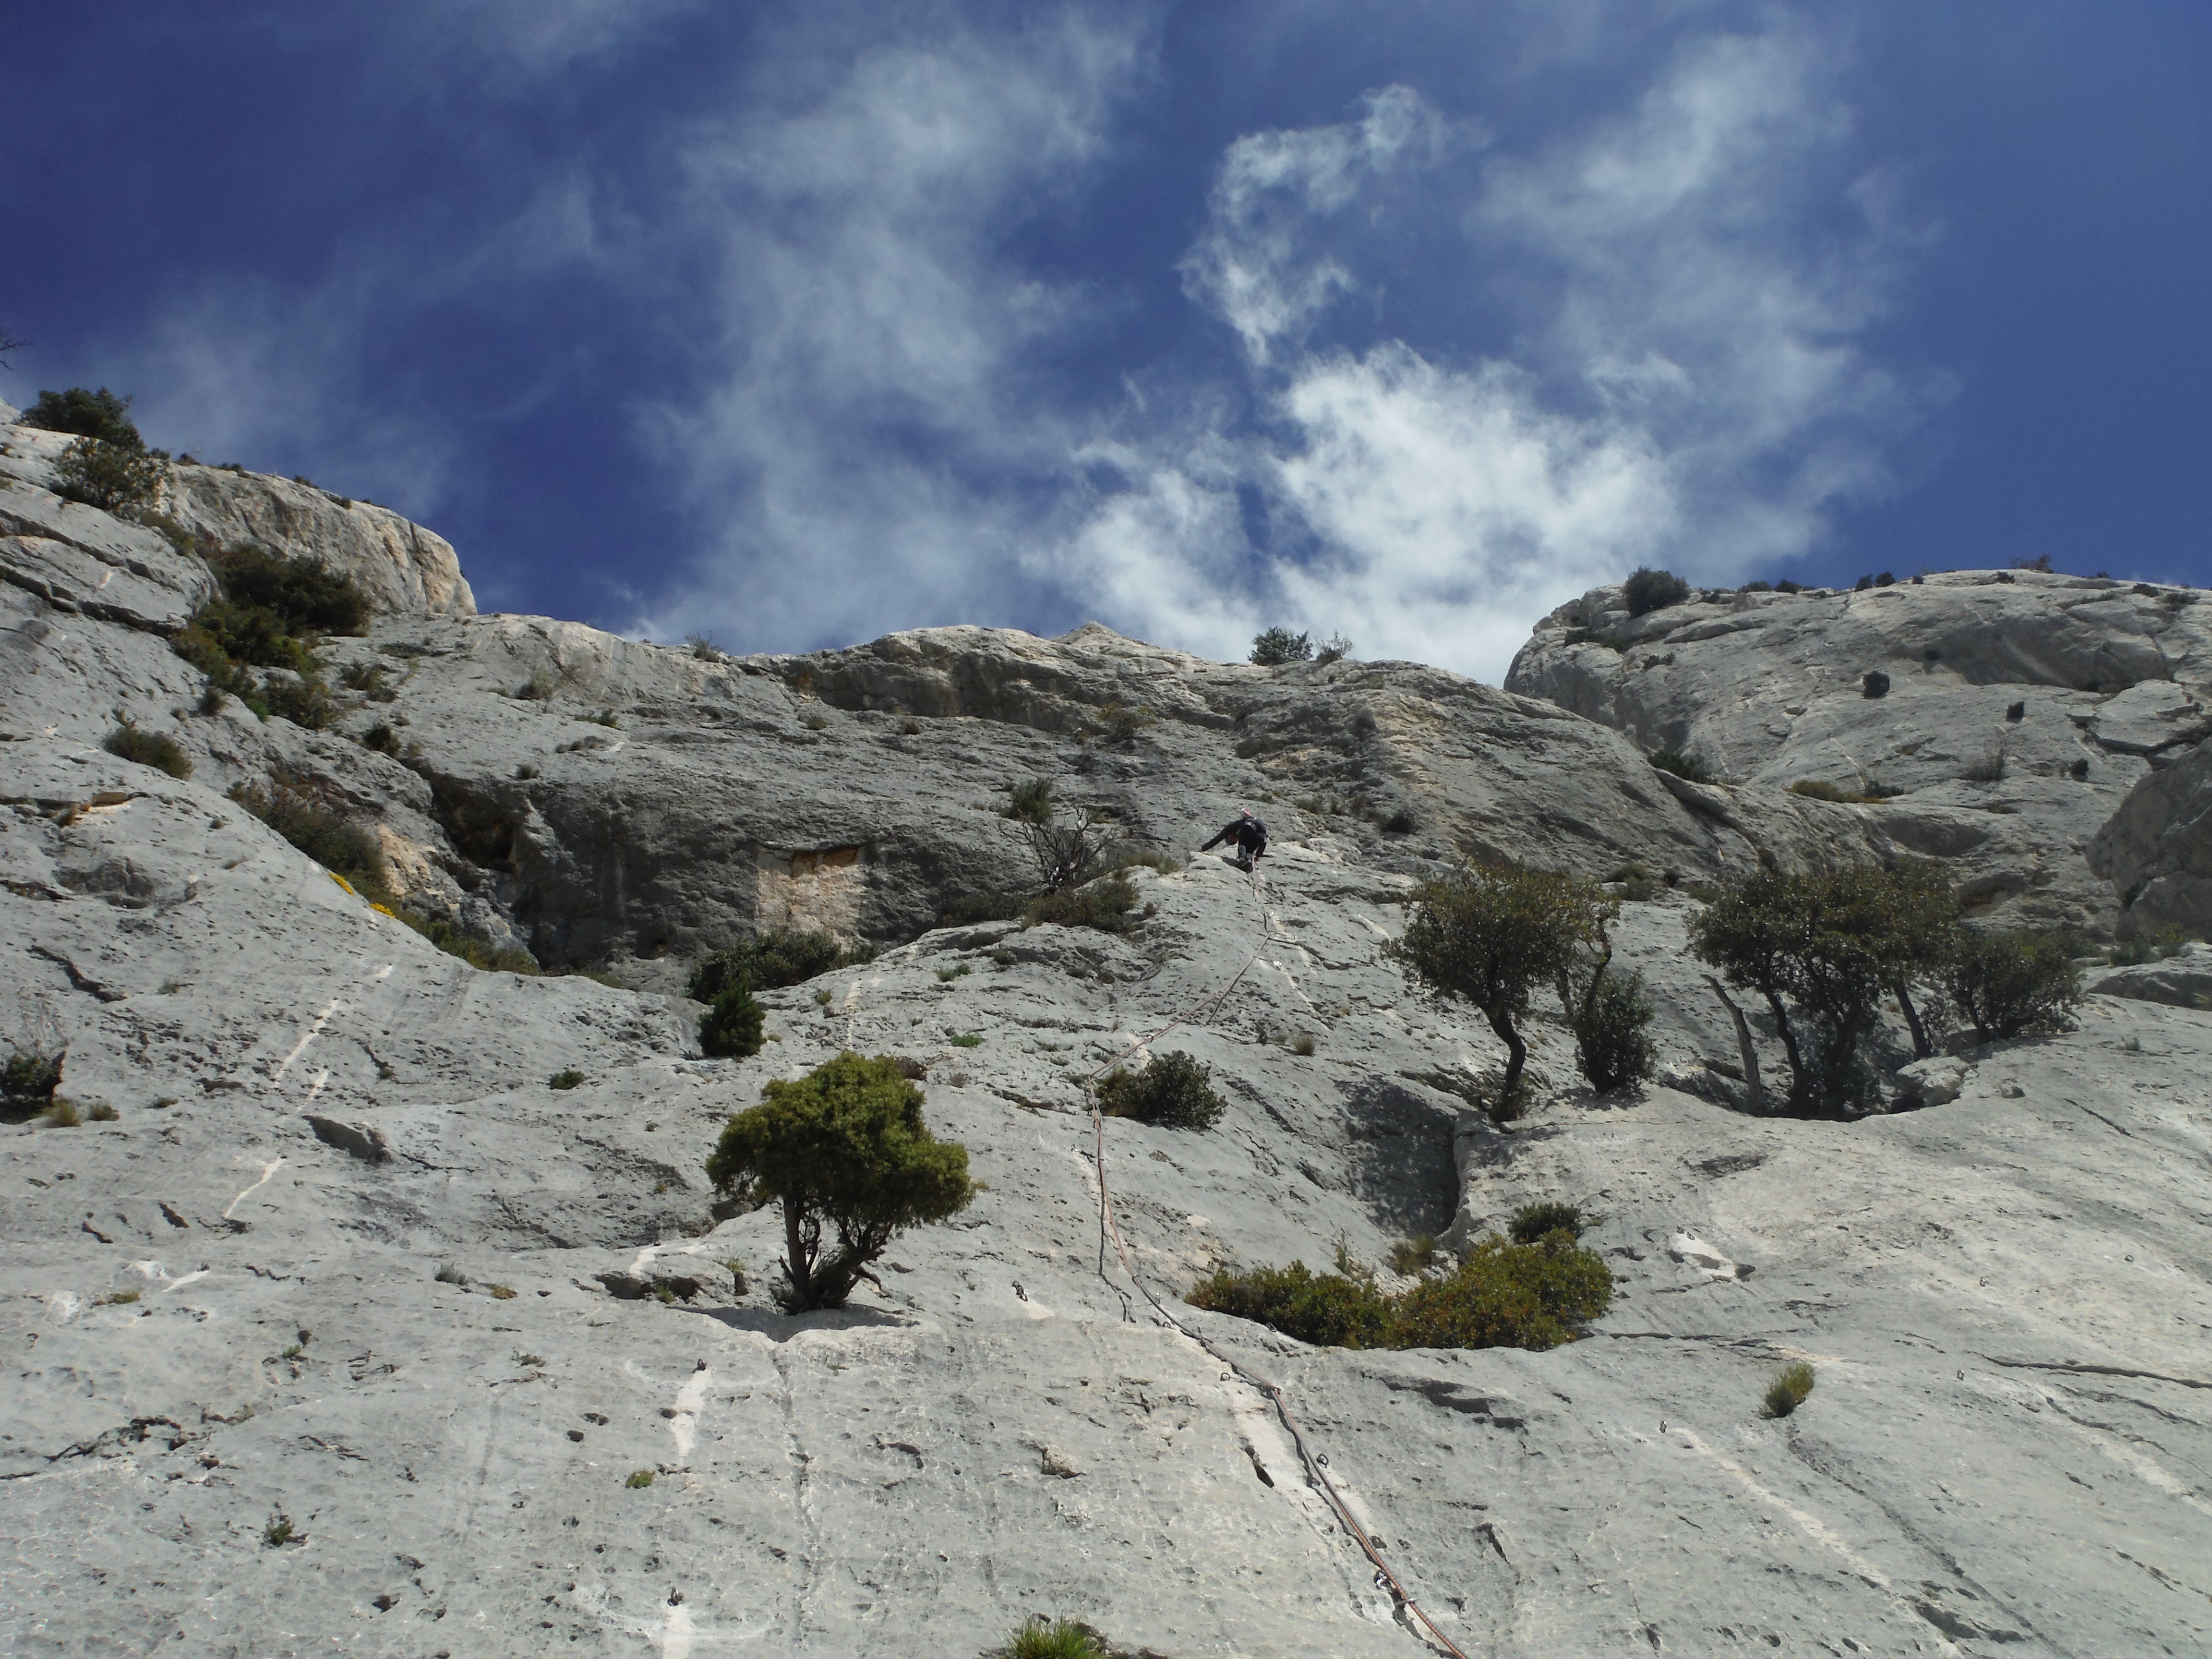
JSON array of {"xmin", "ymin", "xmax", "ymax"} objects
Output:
[{"xmin": 1201, "ymin": 815, "xmax": 1267, "ymax": 857}]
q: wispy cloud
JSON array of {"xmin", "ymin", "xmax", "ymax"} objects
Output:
[
  {"xmin": 1048, "ymin": 23, "xmax": 1941, "ymax": 680},
  {"xmin": 627, "ymin": 12, "xmax": 1150, "ymax": 650}
]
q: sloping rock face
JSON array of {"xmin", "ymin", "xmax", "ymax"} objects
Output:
[
  {"xmin": 3, "ymin": 476, "xmax": 2209, "ymax": 1656},
  {"xmin": 2089, "ymin": 739, "xmax": 2212, "ymax": 940},
  {"xmin": 0, "ymin": 421, "xmax": 473, "ymax": 619},
  {"xmin": 1506, "ymin": 570, "xmax": 2212, "ymax": 932}
]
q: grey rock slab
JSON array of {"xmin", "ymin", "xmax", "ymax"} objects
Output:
[
  {"xmin": 2089, "ymin": 738, "xmax": 2212, "ymax": 941},
  {"xmin": 2089, "ymin": 943, "xmax": 2212, "ymax": 1010}
]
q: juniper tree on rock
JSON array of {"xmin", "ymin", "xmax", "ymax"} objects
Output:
[
  {"xmin": 706, "ymin": 1052, "xmax": 973, "ymax": 1311},
  {"xmin": 1393, "ymin": 865, "xmax": 1615, "ymax": 1107}
]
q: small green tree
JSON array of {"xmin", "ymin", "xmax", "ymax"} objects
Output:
[
  {"xmin": 698, "ymin": 986, "xmax": 766, "ymax": 1058},
  {"xmin": 1689, "ymin": 864, "xmax": 1946, "ymax": 1116},
  {"xmin": 1249, "ymin": 627, "xmax": 1313, "ymax": 666},
  {"xmin": 706, "ymin": 1053, "xmax": 973, "ymax": 1310},
  {"xmin": 1394, "ymin": 865, "xmax": 1615, "ymax": 1102},
  {"xmin": 1096, "ymin": 1051, "xmax": 1225, "ymax": 1129},
  {"xmin": 1939, "ymin": 929, "xmax": 2082, "ymax": 1042},
  {"xmin": 20, "ymin": 386, "xmax": 144, "ymax": 448},
  {"xmin": 1000, "ymin": 776, "xmax": 1115, "ymax": 892},
  {"xmin": 1566, "ymin": 964, "xmax": 1656, "ymax": 1092},
  {"xmin": 51, "ymin": 437, "xmax": 168, "ymax": 514}
]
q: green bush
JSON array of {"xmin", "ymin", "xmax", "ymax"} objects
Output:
[
  {"xmin": 51, "ymin": 437, "xmax": 168, "ymax": 513},
  {"xmin": 1762, "ymin": 1362, "xmax": 1815, "ymax": 1419},
  {"xmin": 20, "ymin": 386, "xmax": 144, "ymax": 447},
  {"xmin": 688, "ymin": 928, "xmax": 875, "ymax": 1001},
  {"xmin": 103, "ymin": 722, "xmax": 192, "ymax": 779},
  {"xmin": 209, "ymin": 542, "xmax": 370, "ymax": 637},
  {"xmin": 2, "ymin": 1048, "xmax": 62, "ymax": 1122},
  {"xmin": 1508, "ymin": 1201, "xmax": 1584, "ymax": 1243},
  {"xmin": 1388, "ymin": 1234, "xmax": 1439, "ymax": 1274},
  {"xmin": 1648, "ymin": 749, "xmax": 1714, "ymax": 784},
  {"xmin": 993, "ymin": 1619, "xmax": 1110, "ymax": 1659},
  {"xmin": 1566, "ymin": 965, "xmax": 1656, "ymax": 1092},
  {"xmin": 625, "ymin": 1468, "xmax": 655, "ymax": 1489},
  {"xmin": 1096, "ymin": 1051, "xmax": 1224, "ymax": 1130},
  {"xmin": 1250, "ymin": 627, "xmax": 1313, "ymax": 666},
  {"xmin": 549, "ymin": 1069, "xmax": 586, "ymax": 1090},
  {"xmin": 699, "ymin": 986, "xmax": 766, "ymax": 1059},
  {"xmin": 261, "ymin": 673, "xmax": 336, "ymax": 731},
  {"xmin": 1939, "ymin": 928, "xmax": 2081, "ymax": 1042},
  {"xmin": 1392, "ymin": 864, "xmax": 1616, "ymax": 1102},
  {"xmin": 1189, "ymin": 1231, "xmax": 1611, "ymax": 1353},
  {"xmin": 228, "ymin": 778, "xmax": 389, "ymax": 892},
  {"xmin": 1185, "ymin": 1259, "xmax": 1396, "ymax": 1348},
  {"xmin": 940, "ymin": 890, "xmax": 1024, "ymax": 926},
  {"xmin": 1095, "ymin": 700, "xmax": 1156, "ymax": 743},
  {"xmin": 1622, "ymin": 567, "xmax": 1691, "ymax": 617},
  {"xmin": 1023, "ymin": 876, "xmax": 1139, "ymax": 933},
  {"xmin": 706, "ymin": 1052, "xmax": 973, "ymax": 1310}
]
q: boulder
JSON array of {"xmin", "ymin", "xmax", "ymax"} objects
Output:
[{"xmin": 2090, "ymin": 942, "xmax": 2212, "ymax": 1009}]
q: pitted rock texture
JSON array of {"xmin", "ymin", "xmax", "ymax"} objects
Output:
[
  {"xmin": 1505, "ymin": 570, "xmax": 2212, "ymax": 933},
  {"xmin": 0, "ymin": 419, "xmax": 473, "ymax": 620}
]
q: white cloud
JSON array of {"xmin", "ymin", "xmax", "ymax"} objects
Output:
[
  {"xmin": 628, "ymin": 14, "xmax": 1149, "ymax": 651},
  {"xmin": 1046, "ymin": 25, "xmax": 1939, "ymax": 683},
  {"xmin": 1180, "ymin": 85, "xmax": 1445, "ymax": 362}
]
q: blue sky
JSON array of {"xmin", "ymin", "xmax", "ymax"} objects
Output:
[{"xmin": 7, "ymin": 3, "xmax": 2207, "ymax": 681}]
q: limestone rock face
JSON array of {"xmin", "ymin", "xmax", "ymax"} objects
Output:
[
  {"xmin": 1506, "ymin": 570, "xmax": 2212, "ymax": 932},
  {"xmin": 0, "ymin": 420, "xmax": 473, "ymax": 619},
  {"xmin": 4, "ymin": 480, "xmax": 2210, "ymax": 1657},
  {"xmin": 2088, "ymin": 740, "xmax": 2212, "ymax": 940}
]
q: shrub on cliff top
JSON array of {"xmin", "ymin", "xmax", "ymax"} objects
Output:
[
  {"xmin": 1623, "ymin": 567, "xmax": 1691, "ymax": 617},
  {"xmin": 1250, "ymin": 626, "xmax": 1313, "ymax": 666},
  {"xmin": 52, "ymin": 437, "xmax": 168, "ymax": 514},
  {"xmin": 706, "ymin": 1052, "xmax": 973, "ymax": 1311},
  {"xmin": 20, "ymin": 386, "xmax": 144, "ymax": 448}
]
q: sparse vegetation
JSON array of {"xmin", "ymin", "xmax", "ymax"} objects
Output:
[
  {"xmin": 1250, "ymin": 627, "xmax": 1313, "ymax": 666},
  {"xmin": 434, "ymin": 1262, "xmax": 469, "ymax": 1287},
  {"xmin": 39, "ymin": 1099, "xmax": 82, "ymax": 1128},
  {"xmin": 489, "ymin": 1285, "xmax": 517, "ymax": 1300},
  {"xmin": 992, "ymin": 1618, "xmax": 1111, "ymax": 1659},
  {"xmin": 1622, "ymin": 567, "xmax": 1691, "ymax": 617},
  {"xmin": 705, "ymin": 1052, "xmax": 974, "ymax": 1311},
  {"xmin": 1388, "ymin": 1234, "xmax": 1439, "ymax": 1275},
  {"xmin": 935, "ymin": 964, "xmax": 972, "ymax": 982},
  {"xmin": 3, "ymin": 1046, "xmax": 63, "ymax": 1121},
  {"xmin": 52, "ymin": 436, "xmax": 169, "ymax": 513},
  {"xmin": 685, "ymin": 633, "xmax": 723, "ymax": 661},
  {"xmin": 625, "ymin": 1468, "xmax": 656, "ymax": 1489},
  {"xmin": 1189, "ymin": 1227, "xmax": 1611, "ymax": 1352},
  {"xmin": 102, "ymin": 721, "xmax": 192, "ymax": 780},
  {"xmin": 688, "ymin": 929, "xmax": 876, "ymax": 1000},
  {"xmin": 171, "ymin": 542, "xmax": 371, "ymax": 721},
  {"xmin": 949, "ymin": 1032, "xmax": 983, "ymax": 1048},
  {"xmin": 85, "ymin": 1102, "xmax": 119, "ymax": 1121},
  {"xmin": 1314, "ymin": 631, "xmax": 1354, "ymax": 665},
  {"xmin": 549, "ymin": 1069, "xmax": 586, "ymax": 1090},
  {"xmin": 262, "ymin": 1512, "xmax": 296, "ymax": 1548},
  {"xmin": 1963, "ymin": 739, "xmax": 2009, "ymax": 783},
  {"xmin": 1762, "ymin": 1362, "xmax": 1815, "ymax": 1419},
  {"xmin": 1023, "ymin": 876, "xmax": 1140, "ymax": 934},
  {"xmin": 1565, "ymin": 965, "xmax": 1657, "ymax": 1093},
  {"xmin": 20, "ymin": 386, "xmax": 145, "ymax": 447},
  {"xmin": 1648, "ymin": 749, "xmax": 1714, "ymax": 784},
  {"xmin": 698, "ymin": 985, "xmax": 766, "ymax": 1059},
  {"xmin": 1392, "ymin": 864, "xmax": 1617, "ymax": 1108},
  {"xmin": 393, "ymin": 913, "xmax": 539, "ymax": 974},
  {"xmin": 1095, "ymin": 1051, "xmax": 1225, "ymax": 1130},
  {"xmin": 1939, "ymin": 929, "xmax": 2082, "ymax": 1042},
  {"xmin": 1002, "ymin": 776, "xmax": 1119, "ymax": 894},
  {"xmin": 1287, "ymin": 1031, "xmax": 1317, "ymax": 1057},
  {"xmin": 98, "ymin": 1288, "xmax": 142, "ymax": 1306},
  {"xmin": 1689, "ymin": 864, "xmax": 1965, "ymax": 1116},
  {"xmin": 1095, "ymin": 700, "xmax": 1156, "ymax": 743},
  {"xmin": 1509, "ymin": 1201, "xmax": 1584, "ymax": 1243}
]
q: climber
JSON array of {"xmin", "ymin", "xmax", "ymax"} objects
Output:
[{"xmin": 1200, "ymin": 807, "xmax": 1268, "ymax": 872}]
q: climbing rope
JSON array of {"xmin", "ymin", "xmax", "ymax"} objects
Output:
[{"xmin": 1081, "ymin": 859, "xmax": 1474, "ymax": 1659}]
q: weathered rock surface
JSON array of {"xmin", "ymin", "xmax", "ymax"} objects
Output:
[
  {"xmin": 0, "ymin": 420, "xmax": 473, "ymax": 620},
  {"xmin": 3, "ymin": 481, "xmax": 2209, "ymax": 1657},
  {"xmin": 2090, "ymin": 739, "xmax": 2212, "ymax": 941},
  {"xmin": 1507, "ymin": 570, "xmax": 2212, "ymax": 933}
]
